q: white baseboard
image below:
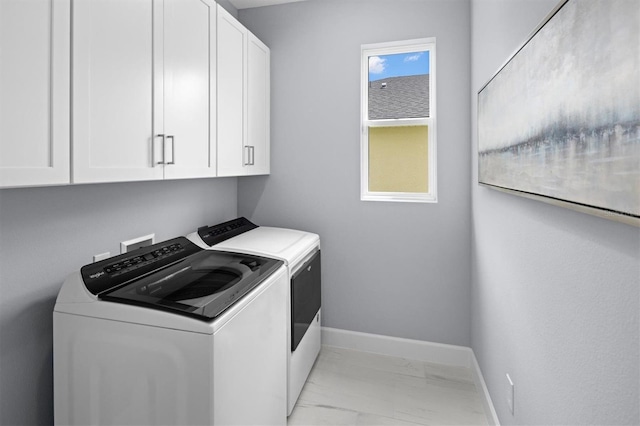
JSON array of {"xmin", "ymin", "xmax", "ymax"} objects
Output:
[
  {"xmin": 321, "ymin": 327, "xmax": 500, "ymax": 425},
  {"xmin": 470, "ymin": 351, "xmax": 500, "ymax": 425},
  {"xmin": 321, "ymin": 327, "xmax": 472, "ymax": 367}
]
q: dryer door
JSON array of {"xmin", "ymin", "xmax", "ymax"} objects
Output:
[{"xmin": 291, "ymin": 250, "xmax": 321, "ymax": 351}]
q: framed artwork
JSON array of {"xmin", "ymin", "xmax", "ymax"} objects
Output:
[{"xmin": 478, "ymin": 0, "xmax": 639, "ymax": 226}]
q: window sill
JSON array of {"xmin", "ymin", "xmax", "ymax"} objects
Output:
[{"xmin": 361, "ymin": 193, "xmax": 437, "ymax": 203}]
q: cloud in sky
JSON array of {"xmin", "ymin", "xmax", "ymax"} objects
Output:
[
  {"xmin": 404, "ymin": 53, "xmax": 423, "ymax": 62},
  {"xmin": 369, "ymin": 56, "xmax": 386, "ymax": 74}
]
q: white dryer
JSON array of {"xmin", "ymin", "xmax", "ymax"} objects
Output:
[
  {"xmin": 54, "ymin": 236, "xmax": 288, "ymax": 425},
  {"xmin": 187, "ymin": 218, "xmax": 321, "ymax": 415}
]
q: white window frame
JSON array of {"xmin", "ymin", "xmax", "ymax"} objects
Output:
[{"xmin": 360, "ymin": 38, "xmax": 437, "ymax": 203}]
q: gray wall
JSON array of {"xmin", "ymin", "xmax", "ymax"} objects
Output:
[
  {"xmin": 0, "ymin": 178, "xmax": 237, "ymax": 425},
  {"xmin": 470, "ymin": 0, "xmax": 640, "ymax": 424},
  {"xmin": 238, "ymin": 0, "xmax": 472, "ymax": 346},
  {"xmin": 217, "ymin": 0, "xmax": 238, "ymax": 18}
]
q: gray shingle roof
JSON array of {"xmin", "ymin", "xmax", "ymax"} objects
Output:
[{"xmin": 368, "ymin": 74, "xmax": 429, "ymax": 120}]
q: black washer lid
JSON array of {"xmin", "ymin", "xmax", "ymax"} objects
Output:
[{"xmin": 100, "ymin": 250, "xmax": 283, "ymax": 321}]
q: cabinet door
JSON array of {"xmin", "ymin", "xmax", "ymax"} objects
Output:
[
  {"xmin": 163, "ymin": 0, "xmax": 216, "ymax": 180},
  {"xmin": 0, "ymin": 0, "xmax": 70, "ymax": 188},
  {"xmin": 72, "ymin": 0, "xmax": 163, "ymax": 184},
  {"xmin": 216, "ymin": 5, "xmax": 247, "ymax": 177},
  {"xmin": 247, "ymin": 34, "xmax": 270, "ymax": 176}
]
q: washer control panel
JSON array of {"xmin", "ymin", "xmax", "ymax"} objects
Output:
[
  {"xmin": 197, "ymin": 217, "xmax": 258, "ymax": 247},
  {"xmin": 104, "ymin": 243, "xmax": 183, "ymax": 276},
  {"xmin": 81, "ymin": 237, "xmax": 201, "ymax": 295}
]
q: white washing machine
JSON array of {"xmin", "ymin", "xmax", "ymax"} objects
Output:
[
  {"xmin": 54, "ymin": 236, "xmax": 288, "ymax": 425},
  {"xmin": 187, "ymin": 218, "xmax": 321, "ymax": 415}
]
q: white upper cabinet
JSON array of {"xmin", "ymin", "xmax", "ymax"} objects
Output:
[
  {"xmin": 217, "ymin": 5, "xmax": 270, "ymax": 177},
  {"xmin": 247, "ymin": 34, "xmax": 270, "ymax": 175},
  {"xmin": 217, "ymin": 6, "xmax": 247, "ymax": 177},
  {"xmin": 1, "ymin": 1, "xmax": 268, "ymax": 188},
  {"xmin": 0, "ymin": 0, "xmax": 71, "ymax": 188},
  {"xmin": 72, "ymin": 0, "xmax": 161, "ymax": 183},
  {"xmin": 163, "ymin": 0, "xmax": 217, "ymax": 180},
  {"xmin": 73, "ymin": 0, "xmax": 216, "ymax": 184}
]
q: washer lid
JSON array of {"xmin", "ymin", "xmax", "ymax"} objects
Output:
[
  {"xmin": 100, "ymin": 250, "xmax": 283, "ymax": 321},
  {"xmin": 214, "ymin": 227, "xmax": 319, "ymax": 266}
]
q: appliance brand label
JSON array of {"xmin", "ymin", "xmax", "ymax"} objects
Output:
[{"xmin": 89, "ymin": 271, "xmax": 105, "ymax": 279}]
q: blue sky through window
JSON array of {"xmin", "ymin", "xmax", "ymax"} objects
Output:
[{"xmin": 368, "ymin": 51, "xmax": 429, "ymax": 81}]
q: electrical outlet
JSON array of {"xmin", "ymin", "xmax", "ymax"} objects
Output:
[
  {"xmin": 506, "ymin": 373, "xmax": 515, "ymax": 415},
  {"xmin": 93, "ymin": 252, "xmax": 111, "ymax": 262},
  {"xmin": 121, "ymin": 234, "xmax": 155, "ymax": 254}
]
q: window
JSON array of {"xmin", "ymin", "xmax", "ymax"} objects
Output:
[{"xmin": 361, "ymin": 38, "xmax": 437, "ymax": 203}]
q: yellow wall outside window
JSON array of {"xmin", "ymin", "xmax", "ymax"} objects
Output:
[{"xmin": 368, "ymin": 125, "xmax": 428, "ymax": 193}]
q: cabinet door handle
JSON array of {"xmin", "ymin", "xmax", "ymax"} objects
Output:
[
  {"xmin": 155, "ymin": 134, "xmax": 166, "ymax": 165},
  {"xmin": 244, "ymin": 145, "xmax": 250, "ymax": 166},
  {"xmin": 249, "ymin": 146, "xmax": 255, "ymax": 166},
  {"xmin": 167, "ymin": 135, "xmax": 175, "ymax": 165}
]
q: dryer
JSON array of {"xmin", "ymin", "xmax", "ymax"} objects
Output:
[
  {"xmin": 187, "ymin": 218, "xmax": 321, "ymax": 415},
  {"xmin": 54, "ymin": 236, "xmax": 287, "ymax": 425}
]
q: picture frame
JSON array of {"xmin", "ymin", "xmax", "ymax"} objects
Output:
[{"xmin": 477, "ymin": 0, "xmax": 639, "ymax": 226}]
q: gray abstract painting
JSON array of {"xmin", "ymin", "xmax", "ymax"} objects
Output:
[{"xmin": 478, "ymin": 0, "xmax": 639, "ymax": 220}]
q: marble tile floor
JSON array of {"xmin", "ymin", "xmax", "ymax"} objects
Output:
[{"xmin": 288, "ymin": 346, "xmax": 490, "ymax": 426}]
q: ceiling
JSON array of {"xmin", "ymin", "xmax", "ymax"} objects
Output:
[{"xmin": 228, "ymin": 0, "xmax": 306, "ymax": 9}]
